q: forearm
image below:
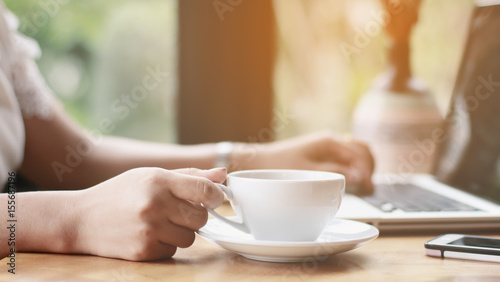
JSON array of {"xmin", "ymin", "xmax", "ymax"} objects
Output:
[
  {"xmin": 69, "ymin": 137, "xmax": 267, "ymax": 189},
  {"xmin": 78, "ymin": 136, "xmax": 219, "ymax": 186},
  {"xmin": 19, "ymin": 105, "xmax": 267, "ymax": 189},
  {"xmin": 19, "ymin": 106, "xmax": 217, "ymax": 189},
  {"xmin": 23, "ymin": 135, "xmax": 219, "ymax": 190},
  {"xmin": 98, "ymin": 136, "xmax": 216, "ymax": 169}
]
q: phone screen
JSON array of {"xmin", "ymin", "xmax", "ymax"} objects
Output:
[{"xmin": 449, "ymin": 237, "xmax": 500, "ymax": 249}]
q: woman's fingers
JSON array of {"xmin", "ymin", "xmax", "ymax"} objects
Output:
[
  {"xmin": 165, "ymin": 170, "xmax": 225, "ymax": 209},
  {"xmin": 165, "ymin": 197, "xmax": 208, "ymax": 231},
  {"xmin": 174, "ymin": 167, "xmax": 227, "ymax": 184},
  {"xmin": 314, "ymin": 162, "xmax": 373, "ymax": 195},
  {"xmin": 146, "ymin": 168, "xmax": 225, "ymax": 210},
  {"xmin": 132, "ymin": 241, "xmax": 178, "ymax": 261},
  {"xmin": 157, "ymin": 222, "xmax": 198, "ymax": 249}
]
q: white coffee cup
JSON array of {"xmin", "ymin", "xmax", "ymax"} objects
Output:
[{"xmin": 207, "ymin": 169, "xmax": 345, "ymax": 242}]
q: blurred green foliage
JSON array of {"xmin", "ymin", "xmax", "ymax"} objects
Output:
[
  {"xmin": 4, "ymin": 0, "xmax": 137, "ymax": 127},
  {"xmin": 5, "ymin": 0, "xmax": 129, "ymax": 53},
  {"xmin": 5, "ymin": 0, "xmax": 178, "ymax": 143}
]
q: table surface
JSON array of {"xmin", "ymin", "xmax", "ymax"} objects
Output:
[{"xmin": 1, "ymin": 203, "xmax": 499, "ymax": 281}]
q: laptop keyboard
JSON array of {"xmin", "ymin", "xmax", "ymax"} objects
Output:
[{"xmin": 362, "ymin": 183, "xmax": 480, "ymax": 212}]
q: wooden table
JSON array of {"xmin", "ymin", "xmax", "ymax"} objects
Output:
[{"xmin": 1, "ymin": 203, "xmax": 499, "ymax": 281}]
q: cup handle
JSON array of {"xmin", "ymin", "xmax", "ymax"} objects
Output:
[{"xmin": 205, "ymin": 184, "xmax": 250, "ymax": 234}]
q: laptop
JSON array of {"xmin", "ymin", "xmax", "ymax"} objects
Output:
[{"xmin": 337, "ymin": 0, "xmax": 500, "ymax": 232}]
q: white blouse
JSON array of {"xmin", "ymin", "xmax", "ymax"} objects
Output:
[{"xmin": 0, "ymin": 2, "xmax": 56, "ymax": 188}]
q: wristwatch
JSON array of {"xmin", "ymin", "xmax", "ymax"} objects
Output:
[{"xmin": 214, "ymin": 142, "xmax": 233, "ymax": 169}]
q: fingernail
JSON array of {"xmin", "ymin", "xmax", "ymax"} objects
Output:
[
  {"xmin": 349, "ymin": 170, "xmax": 362, "ymax": 183},
  {"xmin": 210, "ymin": 167, "xmax": 227, "ymax": 172}
]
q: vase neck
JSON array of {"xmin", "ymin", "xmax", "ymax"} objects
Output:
[{"xmin": 386, "ymin": 41, "xmax": 412, "ymax": 93}]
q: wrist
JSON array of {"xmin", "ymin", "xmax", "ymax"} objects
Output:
[
  {"xmin": 17, "ymin": 190, "xmax": 84, "ymax": 254},
  {"xmin": 229, "ymin": 142, "xmax": 268, "ymax": 172},
  {"xmin": 50, "ymin": 190, "xmax": 85, "ymax": 254},
  {"xmin": 67, "ymin": 189, "xmax": 90, "ymax": 254}
]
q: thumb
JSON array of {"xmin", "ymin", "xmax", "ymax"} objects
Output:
[{"xmin": 173, "ymin": 167, "xmax": 227, "ymax": 184}]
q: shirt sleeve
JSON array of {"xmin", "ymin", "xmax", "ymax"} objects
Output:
[{"xmin": 6, "ymin": 10, "xmax": 59, "ymax": 119}]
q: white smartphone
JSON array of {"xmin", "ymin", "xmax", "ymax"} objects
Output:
[{"xmin": 425, "ymin": 234, "xmax": 500, "ymax": 263}]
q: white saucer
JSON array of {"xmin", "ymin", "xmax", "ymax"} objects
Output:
[{"xmin": 197, "ymin": 217, "xmax": 379, "ymax": 263}]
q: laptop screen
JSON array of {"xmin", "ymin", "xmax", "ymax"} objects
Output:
[{"xmin": 433, "ymin": 1, "xmax": 500, "ymax": 204}]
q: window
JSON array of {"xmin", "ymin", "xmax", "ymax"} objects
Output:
[
  {"xmin": 7, "ymin": 0, "xmax": 474, "ymax": 143},
  {"xmin": 6, "ymin": 0, "xmax": 178, "ymax": 143}
]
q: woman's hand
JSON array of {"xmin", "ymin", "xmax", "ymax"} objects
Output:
[
  {"xmin": 234, "ymin": 131, "xmax": 375, "ymax": 195},
  {"xmin": 75, "ymin": 167, "xmax": 226, "ymax": 261}
]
